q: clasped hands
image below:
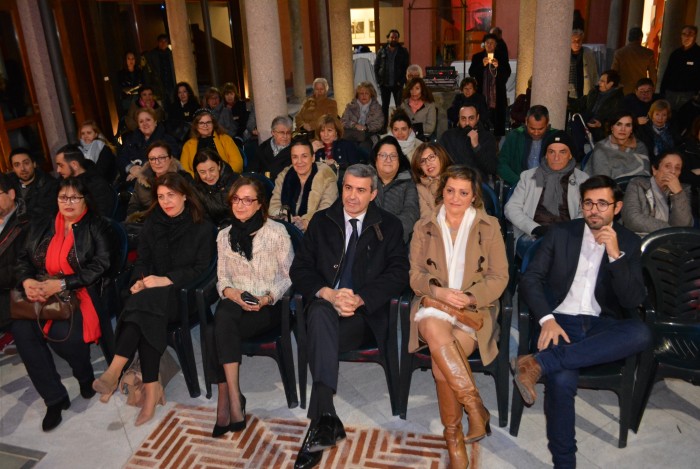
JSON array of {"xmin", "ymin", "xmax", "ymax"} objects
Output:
[
  {"xmin": 431, "ymin": 286, "xmax": 474, "ymax": 310},
  {"xmin": 320, "ymin": 287, "xmax": 363, "ymax": 317},
  {"xmin": 130, "ymin": 275, "xmax": 173, "ymax": 294},
  {"xmin": 223, "ymin": 287, "xmax": 270, "ymax": 312},
  {"xmin": 22, "ymin": 278, "xmax": 63, "ymax": 303}
]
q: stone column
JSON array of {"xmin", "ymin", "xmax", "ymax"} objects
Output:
[
  {"xmin": 243, "ymin": 0, "xmax": 287, "ymax": 142},
  {"xmin": 531, "ymin": 0, "xmax": 575, "ymax": 130},
  {"xmin": 626, "ymin": 0, "xmax": 644, "ymax": 29},
  {"xmin": 17, "ymin": 0, "xmax": 67, "ymax": 157},
  {"xmin": 696, "ymin": 2, "xmax": 700, "ymax": 36},
  {"xmin": 316, "ymin": 0, "xmax": 332, "ymax": 86},
  {"xmin": 327, "ymin": 0, "xmax": 354, "ymax": 111},
  {"xmin": 606, "ymin": 0, "xmax": 623, "ymax": 68},
  {"xmin": 656, "ymin": 0, "xmax": 685, "ymax": 93},
  {"xmin": 165, "ymin": 0, "xmax": 198, "ymax": 92},
  {"xmin": 515, "ymin": 0, "xmax": 536, "ymax": 96},
  {"xmin": 289, "ymin": 0, "xmax": 306, "ymax": 103}
]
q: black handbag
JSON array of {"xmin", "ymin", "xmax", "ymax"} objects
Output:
[{"xmin": 10, "ymin": 289, "xmax": 77, "ymax": 342}]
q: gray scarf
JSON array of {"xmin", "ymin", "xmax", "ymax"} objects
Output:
[
  {"xmin": 534, "ymin": 158, "xmax": 576, "ymax": 216},
  {"xmin": 358, "ymin": 102, "xmax": 371, "ymax": 125},
  {"xmin": 80, "ymin": 139, "xmax": 105, "ymax": 163}
]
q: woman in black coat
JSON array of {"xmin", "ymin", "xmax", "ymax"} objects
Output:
[
  {"xmin": 468, "ymin": 33, "xmax": 511, "ymax": 137},
  {"xmin": 93, "ymin": 173, "xmax": 215, "ymax": 426},
  {"xmin": 13, "ymin": 177, "xmax": 116, "ymax": 431},
  {"xmin": 191, "ymin": 148, "xmax": 239, "ymax": 227}
]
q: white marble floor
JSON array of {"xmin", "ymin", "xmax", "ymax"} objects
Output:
[{"xmin": 1, "ymin": 318, "xmax": 699, "ymax": 469}]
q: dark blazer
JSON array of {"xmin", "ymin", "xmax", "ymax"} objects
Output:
[
  {"xmin": 520, "ymin": 218, "xmax": 645, "ymax": 323},
  {"xmin": 314, "ymin": 139, "xmax": 364, "ymax": 168},
  {"xmin": 290, "ymin": 199, "xmax": 409, "ymax": 344},
  {"xmin": 255, "ymin": 137, "xmax": 292, "ymax": 181}
]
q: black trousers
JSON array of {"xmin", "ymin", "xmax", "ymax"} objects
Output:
[
  {"xmin": 214, "ymin": 299, "xmax": 282, "ymax": 365},
  {"xmin": 115, "ymin": 322, "xmax": 161, "ymax": 383},
  {"xmin": 12, "ymin": 312, "xmax": 94, "ymax": 406},
  {"xmin": 380, "ymin": 84, "xmax": 403, "ymax": 129},
  {"xmin": 306, "ymin": 299, "xmax": 371, "ymax": 420}
]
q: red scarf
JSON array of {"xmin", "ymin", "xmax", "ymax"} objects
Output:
[{"xmin": 44, "ymin": 211, "xmax": 101, "ymax": 343}]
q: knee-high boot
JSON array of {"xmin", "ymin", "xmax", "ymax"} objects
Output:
[
  {"xmin": 432, "ymin": 340, "xmax": 491, "ymax": 443},
  {"xmin": 435, "ymin": 377, "xmax": 468, "ymax": 468}
]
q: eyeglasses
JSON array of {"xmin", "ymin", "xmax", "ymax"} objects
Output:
[
  {"xmin": 231, "ymin": 196, "xmax": 258, "ymax": 206},
  {"xmin": 198, "ymin": 120, "xmax": 213, "ymax": 127},
  {"xmin": 148, "ymin": 155, "xmax": 170, "ymax": 164},
  {"xmin": 58, "ymin": 195, "xmax": 85, "ymax": 204},
  {"xmin": 377, "ymin": 152, "xmax": 399, "ymax": 161},
  {"xmin": 582, "ymin": 200, "xmax": 614, "ymax": 212},
  {"xmin": 419, "ymin": 153, "xmax": 437, "ymax": 166},
  {"xmin": 273, "ymin": 130, "xmax": 292, "ymax": 136}
]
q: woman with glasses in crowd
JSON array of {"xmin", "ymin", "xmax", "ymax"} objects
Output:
[
  {"xmin": 94, "ymin": 173, "xmax": 215, "ymax": 426},
  {"xmin": 180, "ymin": 109, "xmax": 243, "ymax": 177},
  {"xmin": 369, "ymin": 135, "xmax": 419, "ymax": 242},
  {"xmin": 126, "ymin": 141, "xmax": 190, "ymax": 224},
  {"xmin": 411, "ymin": 142, "xmax": 453, "ymax": 219},
  {"xmin": 192, "ymin": 149, "xmax": 240, "ymax": 228},
  {"xmin": 210, "ymin": 177, "xmax": 293, "ymax": 437},
  {"xmin": 14, "ymin": 177, "xmax": 116, "ymax": 431},
  {"xmin": 269, "ymin": 137, "xmax": 338, "ymax": 232}
]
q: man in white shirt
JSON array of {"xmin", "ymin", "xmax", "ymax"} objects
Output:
[
  {"xmin": 289, "ymin": 164, "xmax": 408, "ymax": 469},
  {"xmin": 512, "ymin": 175, "xmax": 651, "ymax": 469}
]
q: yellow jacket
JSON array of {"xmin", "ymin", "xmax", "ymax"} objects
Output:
[{"xmin": 180, "ymin": 132, "xmax": 243, "ymax": 175}]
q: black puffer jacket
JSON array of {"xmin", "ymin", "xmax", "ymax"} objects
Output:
[{"xmin": 192, "ymin": 163, "xmax": 239, "ymax": 227}]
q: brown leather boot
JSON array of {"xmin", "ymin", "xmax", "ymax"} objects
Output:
[
  {"xmin": 511, "ymin": 354, "xmax": 542, "ymax": 406},
  {"xmin": 435, "ymin": 378, "xmax": 468, "ymax": 469},
  {"xmin": 433, "ymin": 340, "xmax": 491, "ymax": 444}
]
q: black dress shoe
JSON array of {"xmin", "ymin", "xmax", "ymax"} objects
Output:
[
  {"xmin": 294, "ymin": 425, "xmax": 323, "ymax": 469},
  {"xmin": 307, "ymin": 413, "xmax": 346, "ymax": 452},
  {"xmin": 42, "ymin": 396, "xmax": 70, "ymax": 432},
  {"xmin": 79, "ymin": 381, "xmax": 96, "ymax": 399}
]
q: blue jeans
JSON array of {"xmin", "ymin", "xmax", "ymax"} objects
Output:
[{"xmin": 535, "ymin": 314, "xmax": 651, "ymax": 469}]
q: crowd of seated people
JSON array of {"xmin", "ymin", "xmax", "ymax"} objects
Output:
[{"xmin": 3, "ymin": 25, "xmax": 700, "ymax": 469}]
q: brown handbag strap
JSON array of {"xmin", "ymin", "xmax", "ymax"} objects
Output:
[{"xmin": 38, "ymin": 294, "xmax": 75, "ymax": 343}]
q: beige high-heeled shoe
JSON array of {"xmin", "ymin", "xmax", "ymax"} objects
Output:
[{"xmin": 135, "ymin": 382, "xmax": 166, "ymax": 427}]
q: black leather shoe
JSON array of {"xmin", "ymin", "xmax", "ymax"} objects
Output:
[
  {"xmin": 294, "ymin": 425, "xmax": 323, "ymax": 469},
  {"xmin": 307, "ymin": 413, "xmax": 346, "ymax": 452},
  {"xmin": 43, "ymin": 396, "xmax": 70, "ymax": 432},
  {"xmin": 79, "ymin": 381, "xmax": 96, "ymax": 399}
]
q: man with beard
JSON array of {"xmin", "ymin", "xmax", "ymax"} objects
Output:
[
  {"xmin": 374, "ymin": 29, "xmax": 410, "ymax": 129},
  {"xmin": 8, "ymin": 148, "xmax": 58, "ymax": 221},
  {"xmin": 512, "ymin": 175, "xmax": 651, "ymax": 469},
  {"xmin": 439, "ymin": 104, "xmax": 498, "ymax": 182},
  {"xmin": 55, "ymin": 144, "xmax": 116, "ymax": 217}
]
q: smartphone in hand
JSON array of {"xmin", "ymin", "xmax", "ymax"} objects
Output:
[{"xmin": 241, "ymin": 291, "xmax": 260, "ymax": 305}]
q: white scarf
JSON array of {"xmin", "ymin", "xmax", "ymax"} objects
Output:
[
  {"xmin": 415, "ymin": 205, "xmax": 477, "ymax": 333},
  {"xmin": 80, "ymin": 139, "xmax": 106, "ymax": 163}
]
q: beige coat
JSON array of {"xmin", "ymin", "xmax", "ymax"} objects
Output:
[
  {"xmin": 268, "ymin": 162, "xmax": 338, "ymax": 223},
  {"xmin": 408, "ymin": 207, "xmax": 509, "ymax": 365},
  {"xmin": 417, "ymin": 176, "xmax": 440, "ymax": 220},
  {"xmin": 295, "ymin": 96, "xmax": 338, "ymax": 131}
]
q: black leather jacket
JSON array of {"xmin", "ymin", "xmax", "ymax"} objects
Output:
[{"xmin": 16, "ymin": 210, "xmax": 117, "ymax": 293}]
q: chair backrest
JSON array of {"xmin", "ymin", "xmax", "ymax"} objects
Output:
[
  {"xmin": 615, "ymin": 175, "xmax": 642, "ymax": 195},
  {"xmin": 241, "ymin": 172, "xmax": 274, "ymax": 201},
  {"xmin": 274, "ymin": 219, "xmax": 304, "ymax": 254},
  {"xmin": 520, "ymin": 237, "xmax": 543, "ymax": 274},
  {"xmin": 641, "ymin": 227, "xmax": 700, "ymax": 320},
  {"xmin": 108, "ymin": 218, "xmax": 129, "ymax": 276},
  {"xmin": 481, "ymin": 182, "xmax": 501, "ymax": 219}
]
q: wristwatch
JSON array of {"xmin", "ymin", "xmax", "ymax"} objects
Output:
[{"xmin": 59, "ymin": 279, "xmax": 67, "ymax": 291}]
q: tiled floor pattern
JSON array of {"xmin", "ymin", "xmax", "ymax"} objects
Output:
[{"xmin": 126, "ymin": 404, "xmax": 452, "ymax": 469}]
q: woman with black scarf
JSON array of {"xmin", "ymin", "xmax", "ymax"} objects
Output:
[
  {"xmin": 268, "ymin": 137, "xmax": 338, "ymax": 232},
  {"xmin": 210, "ymin": 177, "xmax": 293, "ymax": 437},
  {"xmin": 93, "ymin": 173, "xmax": 215, "ymax": 426}
]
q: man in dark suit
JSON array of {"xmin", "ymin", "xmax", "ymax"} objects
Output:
[
  {"xmin": 290, "ymin": 164, "xmax": 409, "ymax": 469},
  {"xmin": 512, "ymin": 175, "xmax": 652, "ymax": 469}
]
